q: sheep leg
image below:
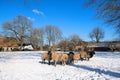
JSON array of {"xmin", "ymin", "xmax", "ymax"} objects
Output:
[
  {"xmin": 61, "ymin": 61, "xmax": 63, "ymax": 65},
  {"xmin": 76, "ymin": 60, "xmax": 78, "ymax": 63},
  {"xmin": 54, "ymin": 61, "xmax": 57, "ymax": 67},
  {"xmin": 80, "ymin": 58, "xmax": 84, "ymax": 61},
  {"xmin": 63, "ymin": 61, "xmax": 66, "ymax": 66},
  {"xmin": 62, "ymin": 61, "xmax": 65, "ymax": 66},
  {"xmin": 87, "ymin": 58, "xmax": 89, "ymax": 61},
  {"xmin": 74, "ymin": 60, "xmax": 76, "ymax": 63},
  {"xmin": 70, "ymin": 59, "xmax": 74, "ymax": 64},
  {"xmin": 48, "ymin": 60, "xmax": 50, "ymax": 65},
  {"xmin": 42, "ymin": 59, "xmax": 45, "ymax": 64}
]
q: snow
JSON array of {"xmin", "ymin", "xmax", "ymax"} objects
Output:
[
  {"xmin": 0, "ymin": 51, "xmax": 120, "ymax": 80},
  {"xmin": 22, "ymin": 45, "xmax": 34, "ymax": 50}
]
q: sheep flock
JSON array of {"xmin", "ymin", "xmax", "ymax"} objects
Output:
[{"xmin": 41, "ymin": 49, "xmax": 95, "ymax": 67}]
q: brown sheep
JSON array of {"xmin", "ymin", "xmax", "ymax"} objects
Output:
[
  {"xmin": 60, "ymin": 53, "xmax": 69, "ymax": 65},
  {"xmin": 41, "ymin": 51, "xmax": 52, "ymax": 65},
  {"xmin": 79, "ymin": 50, "xmax": 95, "ymax": 61},
  {"xmin": 73, "ymin": 53, "xmax": 81, "ymax": 63},
  {"xmin": 79, "ymin": 51, "xmax": 88, "ymax": 61},
  {"xmin": 52, "ymin": 52, "xmax": 68, "ymax": 66}
]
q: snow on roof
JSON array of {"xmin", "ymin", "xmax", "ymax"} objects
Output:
[{"xmin": 22, "ymin": 45, "xmax": 34, "ymax": 50}]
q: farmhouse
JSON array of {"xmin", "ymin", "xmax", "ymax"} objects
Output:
[
  {"xmin": 0, "ymin": 37, "xmax": 18, "ymax": 51},
  {"xmin": 0, "ymin": 37, "xmax": 34, "ymax": 51},
  {"xmin": 87, "ymin": 41, "xmax": 120, "ymax": 51}
]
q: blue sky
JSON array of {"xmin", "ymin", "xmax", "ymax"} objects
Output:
[{"xmin": 0, "ymin": 0, "xmax": 116, "ymax": 41}]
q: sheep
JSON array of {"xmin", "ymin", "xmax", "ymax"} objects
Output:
[
  {"xmin": 79, "ymin": 51, "xmax": 88, "ymax": 61},
  {"xmin": 52, "ymin": 52, "xmax": 68, "ymax": 66},
  {"xmin": 41, "ymin": 51, "xmax": 52, "ymax": 65},
  {"xmin": 60, "ymin": 53, "xmax": 69, "ymax": 65},
  {"xmin": 86, "ymin": 50, "xmax": 95, "ymax": 60},
  {"xmin": 73, "ymin": 53, "xmax": 81, "ymax": 63},
  {"xmin": 79, "ymin": 50, "xmax": 95, "ymax": 61},
  {"xmin": 67, "ymin": 52, "xmax": 74, "ymax": 63}
]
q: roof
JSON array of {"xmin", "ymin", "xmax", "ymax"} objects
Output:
[{"xmin": 0, "ymin": 37, "xmax": 18, "ymax": 47}]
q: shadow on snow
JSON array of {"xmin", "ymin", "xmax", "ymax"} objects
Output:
[{"xmin": 70, "ymin": 64, "xmax": 120, "ymax": 78}]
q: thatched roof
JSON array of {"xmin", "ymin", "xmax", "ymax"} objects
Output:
[{"xmin": 0, "ymin": 37, "xmax": 18, "ymax": 47}]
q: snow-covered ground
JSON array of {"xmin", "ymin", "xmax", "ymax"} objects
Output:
[{"xmin": 0, "ymin": 51, "xmax": 120, "ymax": 80}]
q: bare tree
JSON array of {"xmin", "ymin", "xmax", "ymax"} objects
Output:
[
  {"xmin": 2, "ymin": 15, "xmax": 32, "ymax": 50},
  {"xmin": 89, "ymin": 27, "xmax": 104, "ymax": 43},
  {"xmin": 85, "ymin": 0, "xmax": 120, "ymax": 36},
  {"xmin": 58, "ymin": 35, "xmax": 85, "ymax": 51},
  {"xmin": 70, "ymin": 34, "xmax": 82, "ymax": 45},
  {"xmin": 29, "ymin": 27, "xmax": 44, "ymax": 50},
  {"xmin": 44, "ymin": 25, "xmax": 62, "ymax": 50},
  {"xmin": 69, "ymin": 34, "xmax": 84, "ymax": 51},
  {"xmin": 58, "ymin": 38, "xmax": 69, "ymax": 51},
  {"xmin": 29, "ymin": 28, "xmax": 39, "ymax": 49},
  {"xmin": 69, "ymin": 34, "xmax": 80, "ymax": 50},
  {"xmin": 38, "ymin": 28, "xmax": 44, "ymax": 51}
]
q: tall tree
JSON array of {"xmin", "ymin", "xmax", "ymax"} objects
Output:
[
  {"xmin": 69, "ymin": 34, "xmax": 84, "ymax": 51},
  {"xmin": 86, "ymin": 0, "xmax": 120, "ymax": 36},
  {"xmin": 38, "ymin": 28, "xmax": 44, "ymax": 51},
  {"xmin": 45, "ymin": 25, "xmax": 62, "ymax": 50},
  {"xmin": 2, "ymin": 15, "xmax": 32, "ymax": 50},
  {"xmin": 89, "ymin": 27, "xmax": 104, "ymax": 43},
  {"xmin": 58, "ymin": 38, "xmax": 69, "ymax": 51},
  {"xmin": 70, "ymin": 34, "xmax": 79, "ymax": 50},
  {"xmin": 29, "ymin": 28, "xmax": 44, "ymax": 50}
]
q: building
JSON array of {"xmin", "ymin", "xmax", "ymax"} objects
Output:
[
  {"xmin": 0, "ymin": 37, "xmax": 19, "ymax": 51},
  {"xmin": 86, "ymin": 41, "xmax": 120, "ymax": 51}
]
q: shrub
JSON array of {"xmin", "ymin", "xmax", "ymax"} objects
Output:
[
  {"xmin": 22, "ymin": 48, "xmax": 32, "ymax": 51},
  {"xmin": 0, "ymin": 46, "xmax": 4, "ymax": 51},
  {"xmin": 12, "ymin": 48, "xmax": 20, "ymax": 51},
  {"xmin": 113, "ymin": 47, "xmax": 120, "ymax": 51}
]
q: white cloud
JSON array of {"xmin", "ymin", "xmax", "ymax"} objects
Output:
[
  {"xmin": 32, "ymin": 9, "xmax": 45, "ymax": 16},
  {"xmin": 27, "ymin": 17, "xmax": 35, "ymax": 21}
]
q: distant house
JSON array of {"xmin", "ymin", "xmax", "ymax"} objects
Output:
[
  {"xmin": 0, "ymin": 37, "xmax": 19, "ymax": 51},
  {"xmin": 0, "ymin": 37, "xmax": 34, "ymax": 51},
  {"xmin": 87, "ymin": 41, "xmax": 120, "ymax": 51}
]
